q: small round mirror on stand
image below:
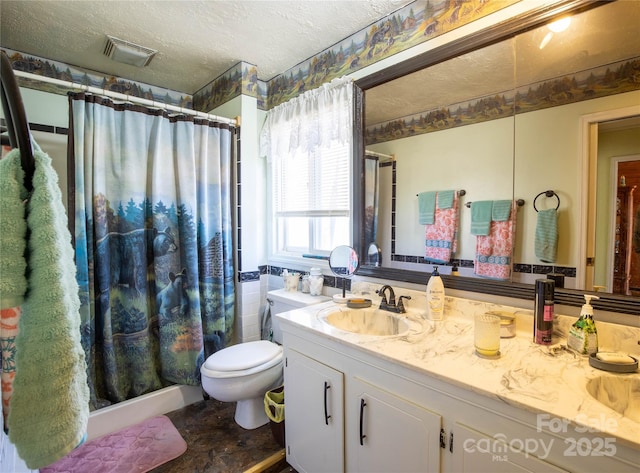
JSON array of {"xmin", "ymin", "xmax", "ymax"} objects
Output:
[
  {"xmin": 329, "ymin": 245, "xmax": 359, "ymax": 303},
  {"xmin": 366, "ymin": 242, "xmax": 381, "ymax": 267}
]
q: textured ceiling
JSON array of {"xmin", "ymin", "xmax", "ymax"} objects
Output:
[{"xmin": 0, "ymin": 0, "xmax": 411, "ymax": 94}]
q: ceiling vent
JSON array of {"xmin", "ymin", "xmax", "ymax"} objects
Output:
[{"xmin": 103, "ymin": 35, "xmax": 157, "ymax": 67}]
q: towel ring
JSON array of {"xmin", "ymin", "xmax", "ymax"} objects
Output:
[{"xmin": 533, "ymin": 190, "xmax": 560, "ymax": 212}]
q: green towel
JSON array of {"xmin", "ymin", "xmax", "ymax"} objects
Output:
[
  {"xmin": 0, "ymin": 150, "xmax": 28, "ymax": 309},
  {"xmin": 492, "ymin": 199, "xmax": 512, "ymax": 222},
  {"xmin": 418, "ymin": 191, "xmax": 436, "ymax": 225},
  {"xmin": 7, "ymin": 149, "xmax": 90, "ymax": 469},
  {"xmin": 470, "ymin": 201, "xmax": 492, "ymax": 235},
  {"xmin": 437, "ymin": 190, "xmax": 455, "ymax": 209},
  {"xmin": 535, "ymin": 208, "xmax": 558, "ymax": 263}
]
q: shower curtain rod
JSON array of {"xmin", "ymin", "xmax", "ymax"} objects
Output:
[
  {"xmin": 13, "ymin": 69, "xmax": 238, "ymax": 127},
  {"xmin": 365, "ymin": 150, "xmax": 395, "ymax": 161}
]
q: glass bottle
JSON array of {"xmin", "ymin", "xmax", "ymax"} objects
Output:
[{"xmin": 309, "ymin": 268, "xmax": 323, "ymax": 296}]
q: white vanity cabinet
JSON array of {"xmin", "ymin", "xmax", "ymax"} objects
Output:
[
  {"xmin": 280, "ymin": 318, "xmax": 639, "ymax": 473},
  {"xmin": 284, "ymin": 348, "xmax": 344, "ymax": 473},
  {"xmin": 284, "ymin": 342, "xmax": 442, "ymax": 473},
  {"xmin": 284, "ymin": 347, "xmax": 441, "ymax": 473},
  {"xmin": 347, "ymin": 377, "xmax": 441, "ymax": 472},
  {"xmin": 451, "ymin": 422, "xmax": 567, "ymax": 472}
]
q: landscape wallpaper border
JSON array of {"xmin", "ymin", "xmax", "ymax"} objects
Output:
[
  {"xmin": 2, "ymin": 48, "xmax": 192, "ymax": 108},
  {"xmin": 264, "ymin": 0, "xmax": 519, "ymax": 110}
]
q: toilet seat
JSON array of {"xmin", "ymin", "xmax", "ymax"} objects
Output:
[{"xmin": 201, "ymin": 340, "xmax": 283, "ymax": 379}]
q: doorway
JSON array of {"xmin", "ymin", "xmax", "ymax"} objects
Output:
[
  {"xmin": 579, "ymin": 106, "xmax": 640, "ymax": 293},
  {"xmin": 609, "ymin": 157, "xmax": 640, "ymax": 295}
]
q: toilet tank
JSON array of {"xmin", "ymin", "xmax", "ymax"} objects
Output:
[{"xmin": 267, "ymin": 289, "xmax": 330, "ymax": 344}]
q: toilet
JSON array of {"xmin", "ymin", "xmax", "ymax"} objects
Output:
[{"xmin": 201, "ymin": 288, "xmax": 330, "ymax": 429}]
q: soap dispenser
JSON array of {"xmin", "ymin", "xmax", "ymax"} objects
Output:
[
  {"xmin": 567, "ymin": 294, "xmax": 599, "ymax": 355},
  {"xmin": 426, "ymin": 266, "xmax": 445, "ymax": 321}
]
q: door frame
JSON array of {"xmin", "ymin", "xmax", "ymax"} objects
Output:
[{"xmin": 578, "ymin": 105, "xmax": 640, "ymax": 291}]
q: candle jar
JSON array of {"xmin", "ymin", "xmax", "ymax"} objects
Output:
[
  {"xmin": 474, "ymin": 313, "xmax": 501, "ymax": 358},
  {"xmin": 284, "ymin": 273, "xmax": 300, "ymax": 292}
]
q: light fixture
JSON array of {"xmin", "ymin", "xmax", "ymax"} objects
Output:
[
  {"xmin": 548, "ymin": 17, "xmax": 571, "ymax": 33},
  {"xmin": 539, "ymin": 17, "xmax": 572, "ymax": 50},
  {"xmin": 103, "ymin": 35, "xmax": 157, "ymax": 67}
]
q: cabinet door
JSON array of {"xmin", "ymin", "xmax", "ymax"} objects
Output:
[
  {"xmin": 284, "ymin": 348, "xmax": 344, "ymax": 473},
  {"xmin": 350, "ymin": 377, "xmax": 442, "ymax": 473},
  {"xmin": 452, "ymin": 422, "xmax": 567, "ymax": 472}
]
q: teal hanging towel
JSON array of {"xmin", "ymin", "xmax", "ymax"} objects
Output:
[
  {"xmin": 535, "ymin": 208, "xmax": 558, "ymax": 263},
  {"xmin": 470, "ymin": 200, "xmax": 492, "ymax": 236},
  {"xmin": 418, "ymin": 191, "xmax": 437, "ymax": 225}
]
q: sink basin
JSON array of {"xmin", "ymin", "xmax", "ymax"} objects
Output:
[
  {"xmin": 318, "ymin": 308, "xmax": 410, "ymax": 337},
  {"xmin": 585, "ymin": 375, "xmax": 640, "ymax": 423}
]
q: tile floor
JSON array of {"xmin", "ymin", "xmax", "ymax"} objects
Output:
[{"xmin": 151, "ymin": 398, "xmax": 295, "ymax": 473}]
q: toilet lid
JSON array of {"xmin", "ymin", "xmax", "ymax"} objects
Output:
[{"xmin": 204, "ymin": 340, "xmax": 282, "ymax": 372}]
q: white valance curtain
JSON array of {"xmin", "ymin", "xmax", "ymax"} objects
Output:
[
  {"xmin": 260, "ymin": 76, "xmax": 354, "ymax": 255},
  {"xmin": 260, "ymin": 76, "xmax": 354, "ymax": 160}
]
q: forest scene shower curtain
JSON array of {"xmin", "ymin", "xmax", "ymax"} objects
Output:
[
  {"xmin": 364, "ymin": 155, "xmax": 380, "ymax": 247},
  {"xmin": 69, "ymin": 93, "xmax": 235, "ymax": 409}
]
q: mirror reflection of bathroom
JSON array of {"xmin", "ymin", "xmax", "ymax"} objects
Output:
[
  {"xmin": 367, "ymin": 242, "xmax": 382, "ymax": 267},
  {"xmin": 329, "ymin": 245, "xmax": 359, "ymax": 302}
]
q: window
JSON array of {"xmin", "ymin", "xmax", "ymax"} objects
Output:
[
  {"xmin": 273, "ymin": 140, "xmax": 350, "ymax": 256},
  {"xmin": 262, "ymin": 77, "xmax": 353, "ymax": 259}
]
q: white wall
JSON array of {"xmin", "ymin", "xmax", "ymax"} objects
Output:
[
  {"xmin": 18, "ymin": 87, "xmax": 68, "ymax": 127},
  {"xmin": 368, "ymin": 117, "xmax": 514, "ymax": 264},
  {"xmin": 514, "ymin": 90, "xmax": 640, "ymax": 271},
  {"xmin": 1, "ymin": 88, "xmax": 69, "ymax": 210},
  {"xmin": 212, "ymin": 94, "xmax": 268, "ymax": 342},
  {"xmin": 214, "ymin": 94, "xmax": 268, "ymax": 272}
]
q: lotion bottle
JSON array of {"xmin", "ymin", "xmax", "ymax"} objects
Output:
[
  {"xmin": 426, "ymin": 266, "xmax": 444, "ymax": 321},
  {"xmin": 567, "ymin": 294, "xmax": 599, "ymax": 355}
]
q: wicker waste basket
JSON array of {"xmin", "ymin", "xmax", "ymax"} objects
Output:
[{"xmin": 264, "ymin": 385, "xmax": 285, "ymax": 447}]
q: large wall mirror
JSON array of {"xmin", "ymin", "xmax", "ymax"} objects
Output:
[{"xmin": 354, "ymin": 0, "xmax": 640, "ymax": 315}]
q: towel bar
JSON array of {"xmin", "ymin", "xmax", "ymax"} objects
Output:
[
  {"xmin": 416, "ymin": 189, "xmax": 466, "ymax": 197},
  {"xmin": 465, "ymin": 199, "xmax": 524, "ymax": 208}
]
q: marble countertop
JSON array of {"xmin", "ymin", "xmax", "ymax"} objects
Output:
[{"xmin": 276, "ymin": 293, "xmax": 640, "ymax": 451}]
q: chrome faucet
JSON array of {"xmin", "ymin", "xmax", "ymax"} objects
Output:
[{"xmin": 376, "ymin": 285, "xmax": 411, "ymax": 313}]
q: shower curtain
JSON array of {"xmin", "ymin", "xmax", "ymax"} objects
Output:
[
  {"xmin": 364, "ymin": 155, "xmax": 380, "ymax": 247},
  {"xmin": 68, "ymin": 93, "xmax": 235, "ymax": 409}
]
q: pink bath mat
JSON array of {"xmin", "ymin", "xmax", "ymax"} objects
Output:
[{"xmin": 41, "ymin": 415, "xmax": 187, "ymax": 473}]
